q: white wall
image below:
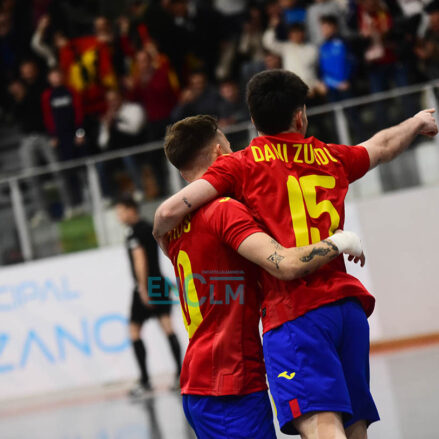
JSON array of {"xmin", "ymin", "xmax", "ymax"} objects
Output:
[{"xmin": 346, "ymin": 185, "xmax": 439, "ymax": 341}]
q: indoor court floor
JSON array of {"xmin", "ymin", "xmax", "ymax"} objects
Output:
[{"xmin": 1, "ymin": 343, "xmax": 438, "ymax": 439}]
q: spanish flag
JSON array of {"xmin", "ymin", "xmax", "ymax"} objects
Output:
[{"xmin": 59, "ymin": 36, "xmax": 118, "ymax": 114}]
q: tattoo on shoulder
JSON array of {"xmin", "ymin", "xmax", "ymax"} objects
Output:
[
  {"xmin": 183, "ymin": 197, "xmax": 192, "ymax": 208},
  {"xmin": 300, "ymin": 240, "xmax": 338, "ymax": 263},
  {"xmin": 270, "ymin": 239, "xmax": 282, "ymax": 250},
  {"xmin": 267, "ymin": 251, "xmax": 285, "ymax": 270}
]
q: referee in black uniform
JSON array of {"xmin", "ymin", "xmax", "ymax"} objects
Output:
[{"xmin": 116, "ymin": 196, "xmax": 182, "ymax": 397}]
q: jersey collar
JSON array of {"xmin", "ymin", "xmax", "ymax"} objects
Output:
[{"xmin": 253, "ymin": 132, "xmax": 307, "ymax": 143}]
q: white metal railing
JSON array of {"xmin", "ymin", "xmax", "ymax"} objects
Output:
[{"xmin": 1, "ymin": 80, "xmax": 439, "ymax": 264}]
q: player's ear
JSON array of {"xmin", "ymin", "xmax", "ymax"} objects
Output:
[
  {"xmin": 251, "ymin": 117, "xmax": 258, "ymax": 131},
  {"xmin": 213, "ymin": 143, "xmax": 222, "ymax": 157},
  {"xmin": 295, "ymin": 110, "xmax": 303, "ymax": 131}
]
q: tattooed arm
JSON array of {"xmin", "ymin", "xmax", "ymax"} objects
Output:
[
  {"xmin": 237, "ymin": 231, "xmax": 364, "ymax": 281},
  {"xmin": 153, "ymin": 179, "xmax": 218, "ymax": 254}
]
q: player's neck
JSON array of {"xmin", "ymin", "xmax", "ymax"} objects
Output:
[
  {"xmin": 258, "ymin": 128, "xmax": 305, "ymax": 137},
  {"xmin": 182, "ymin": 167, "xmax": 207, "ymax": 183}
]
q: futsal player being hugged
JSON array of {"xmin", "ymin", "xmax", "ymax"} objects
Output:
[{"xmin": 115, "ymin": 196, "xmax": 182, "ymax": 397}]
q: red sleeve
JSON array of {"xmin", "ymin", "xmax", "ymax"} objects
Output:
[
  {"xmin": 41, "ymin": 89, "xmax": 55, "ymax": 135},
  {"xmin": 327, "ymin": 144, "xmax": 370, "ymax": 183},
  {"xmin": 203, "ymin": 198, "xmax": 263, "ymax": 251},
  {"xmin": 201, "ymin": 153, "xmax": 244, "ymax": 198}
]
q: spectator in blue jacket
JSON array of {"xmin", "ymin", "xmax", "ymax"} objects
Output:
[{"xmin": 319, "ymin": 15, "xmax": 354, "ymax": 102}]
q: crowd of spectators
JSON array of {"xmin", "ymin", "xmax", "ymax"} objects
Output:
[{"xmin": 0, "ymin": 0, "xmax": 438, "ymax": 216}]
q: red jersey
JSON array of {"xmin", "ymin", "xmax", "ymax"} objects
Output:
[
  {"xmin": 167, "ymin": 198, "xmax": 267, "ymax": 396},
  {"xmin": 202, "ymin": 132, "xmax": 376, "ymax": 333}
]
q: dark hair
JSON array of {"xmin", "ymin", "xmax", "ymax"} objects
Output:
[
  {"xmin": 190, "ymin": 68, "xmax": 207, "ymax": 78},
  {"xmin": 219, "ymin": 78, "xmax": 238, "ymax": 86},
  {"xmin": 425, "ymin": 0, "xmax": 439, "ymax": 13},
  {"xmin": 288, "ymin": 22, "xmax": 305, "ymax": 33},
  {"xmin": 164, "ymin": 115, "xmax": 218, "ymax": 170},
  {"xmin": 320, "ymin": 15, "xmax": 338, "ymax": 26},
  {"xmin": 48, "ymin": 66, "xmax": 62, "ymax": 75},
  {"xmin": 246, "ymin": 70, "xmax": 309, "ymax": 135},
  {"xmin": 115, "ymin": 195, "xmax": 138, "ymax": 211},
  {"xmin": 8, "ymin": 78, "xmax": 25, "ymax": 88}
]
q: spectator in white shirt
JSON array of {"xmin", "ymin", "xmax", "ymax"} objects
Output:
[
  {"xmin": 97, "ymin": 90, "xmax": 146, "ymax": 201},
  {"xmin": 263, "ymin": 20, "xmax": 322, "ymax": 96}
]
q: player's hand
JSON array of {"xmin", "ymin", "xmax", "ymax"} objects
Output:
[
  {"xmin": 347, "ymin": 252, "xmax": 366, "ymax": 267},
  {"xmin": 329, "ymin": 230, "xmax": 366, "ymax": 267},
  {"xmin": 139, "ymin": 285, "xmax": 153, "ymax": 308},
  {"xmin": 414, "ymin": 109, "xmax": 438, "ymax": 137}
]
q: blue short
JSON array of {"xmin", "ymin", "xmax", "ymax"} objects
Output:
[
  {"xmin": 182, "ymin": 390, "xmax": 276, "ymax": 439},
  {"xmin": 263, "ymin": 299, "xmax": 380, "ymax": 435}
]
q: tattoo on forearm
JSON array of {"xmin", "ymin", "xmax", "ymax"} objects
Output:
[
  {"xmin": 300, "ymin": 247, "xmax": 330, "ymax": 263},
  {"xmin": 299, "ymin": 240, "xmax": 338, "ymax": 263},
  {"xmin": 270, "ymin": 239, "xmax": 282, "ymax": 250},
  {"xmin": 183, "ymin": 197, "xmax": 192, "ymax": 208},
  {"xmin": 323, "ymin": 239, "xmax": 338, "ymax": 252},
  {"xmin": 267, "ymin": 251, "xmax": 285, "ymax": 270}
]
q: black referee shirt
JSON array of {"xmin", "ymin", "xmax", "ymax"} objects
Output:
[{"xmin": 126, "ymin": 220, "xmax": 162, "ymax": 284}]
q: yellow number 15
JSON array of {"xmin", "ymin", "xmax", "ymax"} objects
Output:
[{"xmin": 287, "ymin": 175, "xmax": 340, "ymax": 246}]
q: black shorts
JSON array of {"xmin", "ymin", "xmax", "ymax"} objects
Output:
[{"xmin": 129, "ymin": 288, "xmax": 172, "ymax": 325}]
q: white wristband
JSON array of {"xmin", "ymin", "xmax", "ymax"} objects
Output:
[{"xmin": 327, "ymin": 231, "xmax": 363, "ymax": 257}]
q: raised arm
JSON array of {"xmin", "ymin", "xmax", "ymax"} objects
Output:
[
  {"xmin": 153, "ymin": 179, "xmax": 218, "ymax": 243},
  {"xmin": 237, "ymin": 230, "xmax": 364, "ymax": 281},
  {"xmin": 262, "ymin": 26, "xmax": 285, "ymax": 56},
  {"xmin": 361, "ymin": 109, "xmax": 438, "ymax": 169}
]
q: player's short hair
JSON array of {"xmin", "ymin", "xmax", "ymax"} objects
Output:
[
  {"xmin": 246, "ymin": 70, "xmax": 309, "ymax": 135},
  {"xmin": 164, "ymin": 115, "xmax": 218, "ymax": 170},
  {"xmin": 115, "ymin": 195, "xmax": 138, "ymax": 211}
]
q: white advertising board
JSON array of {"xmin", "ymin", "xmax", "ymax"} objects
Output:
[{"xmin": 0, "ymin": 246, "xmax": 186, "ymax": 401}]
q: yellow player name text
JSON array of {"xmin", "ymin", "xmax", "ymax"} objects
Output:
[
  {"xmin": 250, "ymin": 144, "xmax": 338, "ymax": 166},
  {"xmin": 168, "ymin": 215, "xmax": 191, "ymax": 242}
]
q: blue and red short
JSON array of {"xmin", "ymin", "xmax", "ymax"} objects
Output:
[
  {"xmin": 263, "ymin": 298, "xmax": 380, "ymax": 435},
  {"xmin": 182, "ymin": 390, "xmax": 276, "ymax": 439}
]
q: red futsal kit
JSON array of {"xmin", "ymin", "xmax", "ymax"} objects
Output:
[
  {"xmin": 199, "ymin": 132, "xmax": 380, "ymax": 433},
  {"xmin": 202, "ymin": 132, "xmax": 376, "ymax": 332},
  {"xmin": 167, "ymin": 198, "xmax": 267, "ymax": 396}
]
